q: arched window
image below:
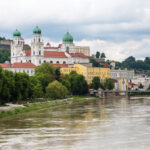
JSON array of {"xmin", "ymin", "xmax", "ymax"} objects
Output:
[
  {"xmin": 66, "ymin": 47, "xmax": 69, "ymax": 52},
  {"xmin": 63, "ymin": 61, "xmax": 66, "ymax": 64},
  {"xmin": 56, "ymin": 61, "xmax": 59, "ymax": 64},
  {"xmin": 50, "ymin": 61, "xmax": 53, "ymax": 64}
]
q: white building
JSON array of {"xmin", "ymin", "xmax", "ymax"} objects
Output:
[
  {"xmin": 11, "ymin": 27, "xmax": 90, "ymax": 66},
  {"xmin": 111, "ymin": 69, "xmax": 134, "ymax": 91},
  {"xmin": 0, "ymin": 27, "xmax": 90, "ymax": 75},
  {"xmin": 132, "ymin": 75, "xmax": 150, "ymax": 89}
]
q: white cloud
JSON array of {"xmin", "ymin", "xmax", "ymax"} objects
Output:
[{"xmin": 2, "ymin": 0, "xmax": 150, "ymax": 61}]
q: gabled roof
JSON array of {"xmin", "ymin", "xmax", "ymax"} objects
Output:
[
  {"xmin": 0, "ymin": 63, "xmax": 10, "ymax": 68},
  {"xmin": 12, "ymin": 63, "xmax": 36, "ymax": 68},
  {"xmin": 44, "ymin": 51, "xmax": 67, "ymax": 58},
  {"xmin": 51, "ymin": 64, "xmax": 68, "ymax": 68},
  {"xmin": 69, "ymin": 53, "xmax": 88, "ymax": 58},
  {"xmin": 25, "ymin": 50, "xmax": 31, "ymax": 56}
]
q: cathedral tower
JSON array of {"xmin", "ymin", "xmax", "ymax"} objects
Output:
[
  {"xmin": 11, "ymin": 29, "xmax": 24, "ymax": 63},
  {"xmin": 31, "ymin": 26, "xmax": 44, "ymax": 65}
]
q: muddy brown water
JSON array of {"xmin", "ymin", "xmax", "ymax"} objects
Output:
[{"xmin": 0, "ymin": 97, "xmax": 150, "ymax": 150}]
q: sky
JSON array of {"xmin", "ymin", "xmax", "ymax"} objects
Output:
[{"xmin": 0, "ymin": 0, "xmax": 150, "ymax": 61}]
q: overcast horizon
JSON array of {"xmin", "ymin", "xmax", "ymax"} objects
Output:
[{"xmin": 1, "ymin": 0, "xmax": 150, "ymax": 61}]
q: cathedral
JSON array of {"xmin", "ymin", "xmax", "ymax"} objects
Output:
[
  {"xmin": 0, "ymin": 26, "xmax": 90, "ymax": 75},
  {"xmin": 11, "ymin": 26, "xmax": 90, "ymax": 66}
]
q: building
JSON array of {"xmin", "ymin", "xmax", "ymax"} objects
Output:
[
  {"xmin": 11, "ymin": 27, "xmax": 90, "ymax": 66},
  {"xmin": 0, "ymin": 27, "xmax": 91, "ymax": 75},
  {"xmin": 132, "ymin": 75, "xmax": 150, "ymax": 90},
  {"xmin": 61, "ymin": 64, "xmax": 110, "ymax": 84},
  {"xmin": 111, "ymin": 69, "xmax": 134, "ymax": 91}
]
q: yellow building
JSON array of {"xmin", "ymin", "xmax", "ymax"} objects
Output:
[{"xmin": 61, "ymin": 64, "xmax": 110, "ymax": 84}]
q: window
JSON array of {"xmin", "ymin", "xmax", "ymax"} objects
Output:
[
  {"xmin": 39, "ymin": 60, "xmax": 41, "ymax": 64},
  {"xmin": 66, "ymin": 47, "xmax": 69, "ymax": 52},
  {"xmin": 29, "ymin": 60, "xmax": 31, "ymax": 63},
  {"xmin": 63, "ymin": 61, "xmax": 66, "ymax": 64},
  {"xmin": 56, "ymin": 61, "xmax": 59, "ymax": 64},
  {"xmin": 44, "ymin": 60, "xmax": 46, "ymax": 63},
  {"xmin": 39, "ymin": 51, "xmax": 41, "ymax": 55},
  {"xmin": 21, "ymin": 60, "xmax": 22, "ymax": 63},
  {"xmin": 50, "ymin": 61, "xmax": 53, "ymax": 64},
  {"xmin": 39, "ymin": 38, "xmax": 40, "ymax": 42}
]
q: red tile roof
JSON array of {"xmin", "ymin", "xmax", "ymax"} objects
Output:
[
  {"xmin": 44, "ymin": 47, "xmax": 58, "ymax": 49},
  {"xmin": 69, "ymin": 53, "xmax": 88, "ymax": 58},
  {"xmin": 0, "ymin": 63, "xmax": 10, "ymax": 68},
  {"xmin": 12, "ymin": 63, "xmax": 36, "ymax": 68},
  {"xmin": 51, "ymin": 64, "xmax": 68, "ymax": 68},
  {"xmin": 44, "ymin": 51, "xmax": 67, "ymax": 58},
  {"xmin": 25, "ymin": 50, "xmax": 31, "ymax": 56}
]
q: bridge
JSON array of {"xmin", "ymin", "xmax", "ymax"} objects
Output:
[{"xmin": 89, "ymin": 90, "xmax": 150, "ymax": 99}]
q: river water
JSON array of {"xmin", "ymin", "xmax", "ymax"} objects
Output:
[{"xmin": 0, "ymin": 97, "xmax": 150, "ymax": 150}]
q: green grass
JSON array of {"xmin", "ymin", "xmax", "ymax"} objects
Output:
[{"xmin": 0, "ymin": 96, "xmax": 96, "ymax": 119}]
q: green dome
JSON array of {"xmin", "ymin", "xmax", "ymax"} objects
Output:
[
  {"xmin": 63, "ymin": 32, "xmax": 73, "ymax": 44},
  {"xmin": 13, "ymin": 29, "xmax": 21, "ymax": 37},
  {"xmin": 33, "ymin": 26, "xmax": 41, "ymax": 35}
]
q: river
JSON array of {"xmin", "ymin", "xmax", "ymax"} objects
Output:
[{"xmin": 0, "ymin": 97, "xmax": 150, "ymax": 150}]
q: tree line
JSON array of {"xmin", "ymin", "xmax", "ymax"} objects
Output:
[{"xmin": 0, "ymin": 63, "xmax": 114, "ymax": 105}]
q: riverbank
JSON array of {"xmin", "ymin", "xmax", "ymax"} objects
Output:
[{"xmin": 0, "ymin": 96, "xmax": 98, "ymax": 119}]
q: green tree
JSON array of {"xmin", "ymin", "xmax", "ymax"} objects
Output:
[
  {"xmin": 0, "ymin": 50, "xmax": 10, "ymax": 63},
  {"xmin": 139, "ymin": 83, "xmax": 144, "ymax": 89},
  {"xmin": 96, "ymin": 51, "xmax": 100, "ymax": 58},
  {"xmin": 32, "ymin": 83, "xmax": 44, "ymax": 98},
  {"xmin": 70, "ymin": 74, "xmax": 88, "ymax": 95},
  {"xmin": 46, "ymin": 80, "xmax": 68, "ymax": 99},
  {"xmin": 104, "ymin": 78, "xmax": 114, "ymax": 90},
  {"xmin": 35, "ymin": 63, "xmax": 55, "ymax": 75},
  {"xmin": 101, "ymin": 52, "xmax": 106, "ymax": 58},
  {"xmin": 92, "ymin": 76, "xmax": 101, "ymax": 90},
  {"xmin": 90, "ymin": 58, "xmax": 100, "ymax": 67}
]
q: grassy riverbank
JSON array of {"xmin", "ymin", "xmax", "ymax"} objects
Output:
[{"xmin": 0, "ymin": 96, "xmax": 97, "ymax": 119}]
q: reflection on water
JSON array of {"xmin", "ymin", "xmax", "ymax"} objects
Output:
[{"xmin": 0, "ymin": 97, "xmax": 150, "ymax": 150}]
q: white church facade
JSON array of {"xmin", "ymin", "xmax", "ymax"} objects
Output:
[
  {"xmin": 0, "ymin": 27, "xmax": 90, "ymax": 75},
  {"xmin": 11, "ymin": 27, "xmax": 90, "ymax": 66}
]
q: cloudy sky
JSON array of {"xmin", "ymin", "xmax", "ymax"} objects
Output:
[{"xmin": 0, "ymin": 0, "xmax": 150, "ymax": 61}]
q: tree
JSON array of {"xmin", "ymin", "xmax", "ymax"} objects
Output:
[
  {"xmin": 35, "ymin": 63, "xmax": 55, "ymax": 75},
  {"xmin": 32, "ymin": 83, "xmax": 44, "ymax": 98},
  {"xmin": 96, "ymin": 51, "xmax": 100, "ymax": 58},
  {"xmin": 101, "ymin": 52, "xmax": 106, "ymax": 58},
  {"xmin": 0, "ymin": 50, "xmax": 10, "ymax": 63},
  {"xmin": 139, "ymin": 83, "xmax": 144, "ymax": 89},
  {"xmin": 104, "ymin": 78, "xmax": 114, "ymax": 90},
  {"xmin": 92, "ymin": 76, "xmax": 101, "ymax": 90},
  {"xmin": 59, "ymin": 78, "xmax": 71, "ymax": 93},
  {"xmin": 90, "ymin": 58, "xmax": 100, "ymax": 67},
  {"xmin": 46, "ymin": 80, "xmax": 68, "ymax": 99},
  {"xmin": 70, "ymin": 74, "xmax": 88, "ymax": 95}
]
